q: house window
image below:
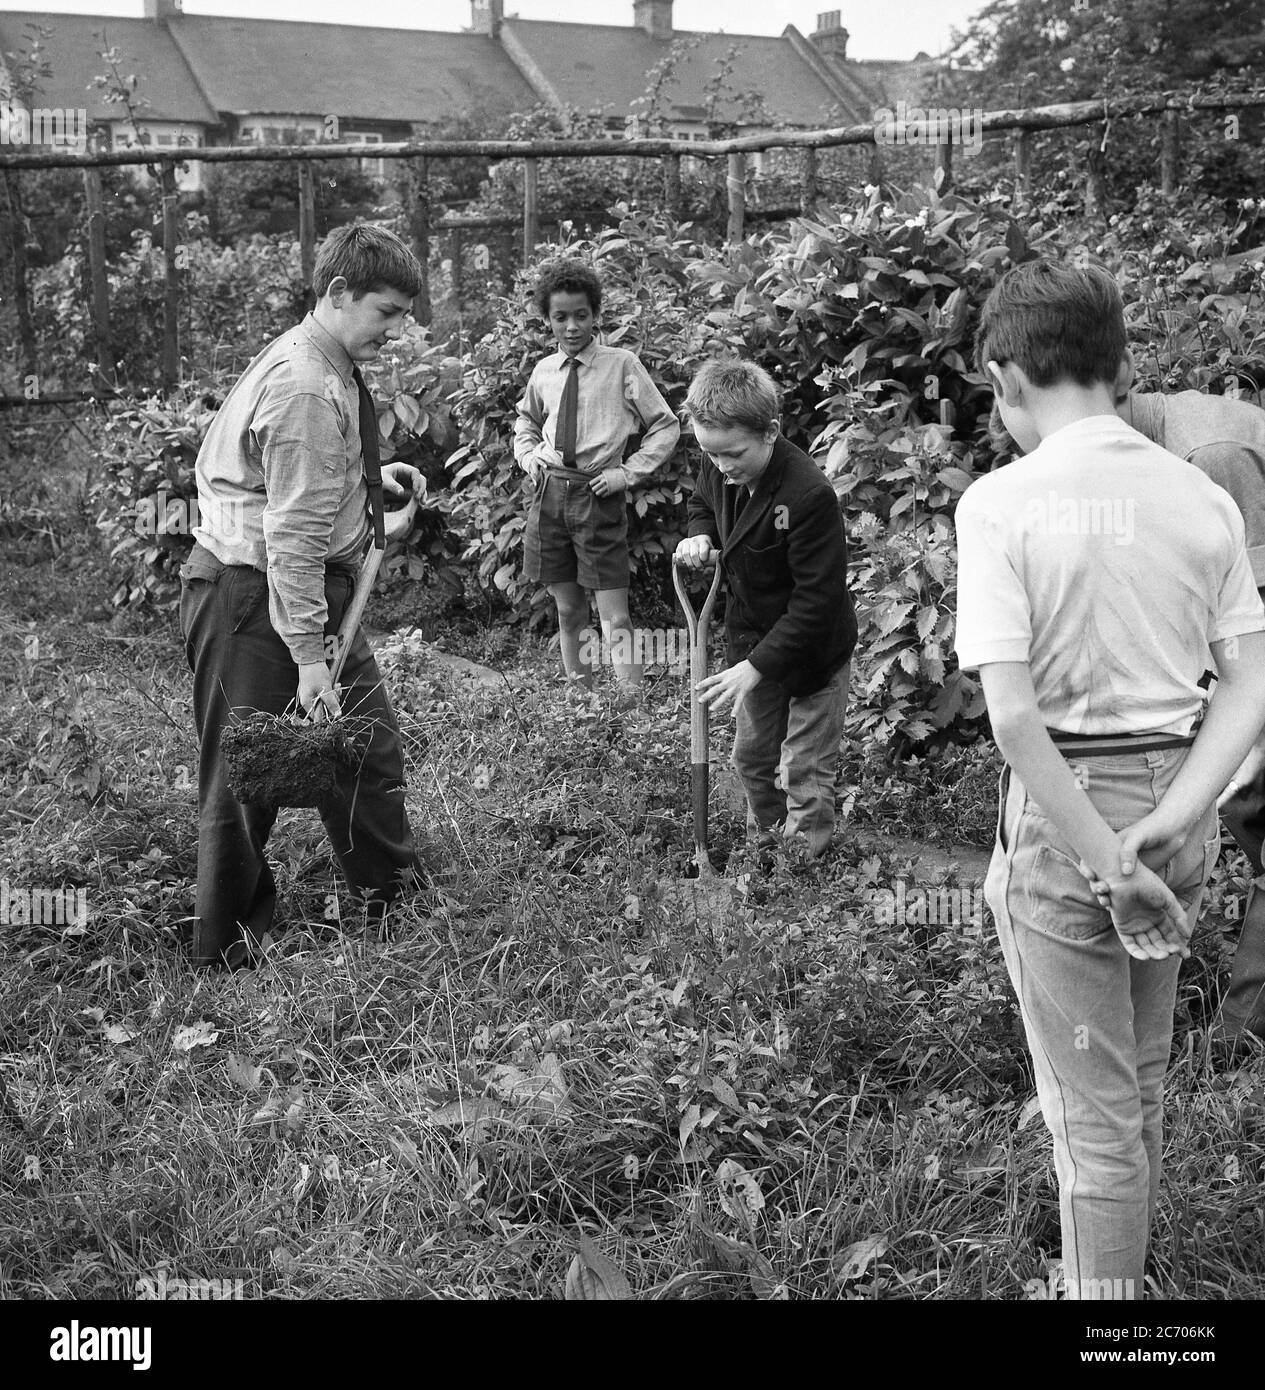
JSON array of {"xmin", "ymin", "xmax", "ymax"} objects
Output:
[
  {"xmin": 344, "ymin": 131, "xmax": 385, "ymax": 180},
  {"xmin": 238, "ymin": 120, "xmax": 324, "ymax": 146},
  {"xmin": 110, "ymin": 122, "xmax": 203, "ymax": 190}
]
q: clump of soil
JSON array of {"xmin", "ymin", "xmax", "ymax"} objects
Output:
[{"xmin": 221, "ymin": 711, "xmax": 373, "ymax": 809}]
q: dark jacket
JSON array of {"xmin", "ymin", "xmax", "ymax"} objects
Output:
[{"xmin": 686, "ymin": 433, "xmax": 857, "ymax": 696}]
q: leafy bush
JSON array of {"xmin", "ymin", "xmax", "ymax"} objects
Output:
[
  {"xmin": 32, "ymin": 219, "xmax": 309, "ymax": 390},
  {"xmin": 1106, "ymin": 191, "xmax": 1265, "ymax": 396},
  {"xmin": 196, "ymin": 160, "xmax": 384, "ymax": 245}
]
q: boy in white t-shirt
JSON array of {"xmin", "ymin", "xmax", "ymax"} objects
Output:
[{"xmin": 955, "ymin": 260, "xmax": 1265, "ymax": 1300}]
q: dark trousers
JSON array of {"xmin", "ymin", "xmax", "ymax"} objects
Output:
[
  {"xmin": 178, "ymin": 545, "xmax": 418, "ymax": 967},
  {"xmin": 1216, "ymin": 781, "xmax": 1265, "ymax": 1036}
]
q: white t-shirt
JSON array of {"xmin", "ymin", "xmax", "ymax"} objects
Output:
[{"xmin": 954, "ymin": 415, "xmax": 1265, "ymax": 736}]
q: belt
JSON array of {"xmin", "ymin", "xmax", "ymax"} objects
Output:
[
  {"xmin": 1047, "ymin": 725, "xmax": 1200, "ymax": 758},
  {"xmin": 181, "ymin": 540, "xmax": 362, "ymax": 586},
  {"xmin": 545, "ymin": 465, "xmax": 597, "ymax": 483}
]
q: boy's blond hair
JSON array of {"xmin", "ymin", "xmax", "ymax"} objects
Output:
[{"xmin": 684, "ymin": 359, "xmax": 779, "ymax": 433}]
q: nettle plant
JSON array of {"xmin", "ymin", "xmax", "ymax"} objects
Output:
[{"xmin": 445, "ymin": 208, "xmax": 741, "ymax": 626}]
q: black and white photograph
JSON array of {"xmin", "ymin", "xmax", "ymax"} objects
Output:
[{"xmin": 0, "ymin": 0, "xmax": 1262, "ymax": 1351}]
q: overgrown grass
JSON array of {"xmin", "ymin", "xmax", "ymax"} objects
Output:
[{"xmin": 0, "ymin": 599, "xmax": 1261, "ymax": 1301}]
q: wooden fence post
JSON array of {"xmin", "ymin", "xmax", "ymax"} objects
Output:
[
  {"xmin": 297, "ymin": 160, "xmax": 316, "ymax": 295},
  {"xmin": 522, "ymin": 156, "xmax": 539, "ymax": 266},
  {"xmin": 1160, "ymin": 107, "xmax": 1181, "ymax": 197},
  {"xmin": 1, "ymin": 171, "xmax": 37, "ymax": 379},
  {"xmin": 409, "ymin": 155, "xmax": 432, "ymax": 327},
  {"xmin": 160, "ymin": 162, "xmax": 180, "ymax": 390},
  {"xmin": 663, "ymin": 152, "xmax": 681, "ymax": 219},
  {"xmin": 1085, "ymin": 125, "xmax": 1109, "ymax": 221},
  {"xmin": 82, "ymin": 166, "xmax": 113, "ymax": 387},
  {"xmin": 726, "ymin": 151, "xmax": 746, "ymax": 245},
  {"xmin": 800, "ymin": 146, "xmax": 818, "ymax": 214},
  {"xmin": 1014, "ymin": 129, "xmax": 1031, "ymax": 205}
]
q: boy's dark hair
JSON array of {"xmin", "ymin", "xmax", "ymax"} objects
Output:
[
  {"xmin": 314, "ymin": 224, "xmax": 424, "ymax": 300},
  {"xmin": 684, "ymin": 359, "xmax": 780, "ymax": 433},
  {"xmin": 533, "ymin": 259, "xmax": 602, "ymax": 319},
  {"xmin": 975, "ymin": 259, "xmax": 1126, "ymax": 388}
]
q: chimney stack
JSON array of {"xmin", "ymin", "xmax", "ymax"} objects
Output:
[
  {"xmin": 471, "ymin": 0, "xmax": 504, "ymax": 38},
  {"xmin": 811, "ymin": 10, "xmax": 850, "ymax": 62},
  {"xmin": 634, "ymin": 1, "xmax": 673, "ymax": 41}
]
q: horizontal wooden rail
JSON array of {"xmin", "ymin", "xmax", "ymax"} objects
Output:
[{"xmin": 2, "ymin": 91, "xmax": 1264, "ymax": 171}]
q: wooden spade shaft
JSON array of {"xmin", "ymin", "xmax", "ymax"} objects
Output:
[
  {"xmin": 330, "ymin": 544, "xmax": 384, "ymax": 687},
  {"xmin": 328, "ymin": 493, "xmax": 419, "ymax": 688},
  {"xmin": 673, "ymin": 551, "xmax": 722, "ymax": 870}
]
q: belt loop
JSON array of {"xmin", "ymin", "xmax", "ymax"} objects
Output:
[{"xmin": 1145, "ymin": 749, "xmax": 1165, "ymax": 769}]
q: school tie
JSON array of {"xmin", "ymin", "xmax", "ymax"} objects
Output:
[
  {"xmin": 557, "ymin": 356, "xmax": 580, "ymax": 466},
  {"xmin": 351, "ymin": 366, "xmax": 386, "ymax": 549}
]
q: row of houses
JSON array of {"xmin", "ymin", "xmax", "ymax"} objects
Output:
[{"xmin": 0, "ymin": 0, "xmax": 938, "ymax": 187}]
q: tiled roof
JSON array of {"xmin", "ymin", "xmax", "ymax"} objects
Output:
[
  {"xmin": 166, "ymin": 16, "xmax": 537, "ymax": 122},
  {"xmin": 500, "ymin": 18, "xmax": 861, "ymax": 127},
  {"xmin": 0, "ymin": 10, "xmax": 217, "ymax": 124}
]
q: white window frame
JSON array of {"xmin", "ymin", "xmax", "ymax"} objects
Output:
[
  {"xmin": 110, "ymin": 120, "xmax": 204, "ymax": 190},
  {"xmin": 343, "ymin": 130, "xmax": 385, "ymax": 180}
]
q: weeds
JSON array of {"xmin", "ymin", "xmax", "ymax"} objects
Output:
[{"xmin": 0, "ymin": 605, "xmax": 1260, "ymax": 1301}]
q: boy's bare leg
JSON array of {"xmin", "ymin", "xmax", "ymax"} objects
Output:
[
  {"xmin": 549, "ymin": 580, "xmax": 594, "ymax": 686},
  {"xmin": 595, "ymin": 586, "xmax": 642, "ymax": 690}
]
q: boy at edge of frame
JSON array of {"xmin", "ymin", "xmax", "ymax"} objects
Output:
[{"xmin": 956, "ymin": 258, "xmax": 1265, "ymax": 1299}]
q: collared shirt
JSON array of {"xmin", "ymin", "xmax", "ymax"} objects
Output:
[
  {"xmin": 1128, "ymin": 389, "xmax": 1265, "ymax": 586},
  {"xmin": 512, "ymin": 339, "xmax": 679, "ymax": 488},
  {"xmin": 954, "ymin": 415, "xmax": 1265, "ymax": 737},
  {"xmin": 191, "ymin": 313, "xmax": 370, "ymax": 665}
]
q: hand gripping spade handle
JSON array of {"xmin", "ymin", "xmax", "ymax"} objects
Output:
[{"xmin": 673, "ymin": 549, "xmax": 723, "ymax": 874}]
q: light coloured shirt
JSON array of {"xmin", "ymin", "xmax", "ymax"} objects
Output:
[
  {"xmin": 954, "ymin": 415, "xmax": 1265, "ymax": 737},
  {"xmin": 191, "ymin": 313, "xmax": 370, "ymax": 665},
  {"xmin": 513, "ymin": 340, "xmax": 680, "ymax": 490},
  {"xmin": 1128, "ymin": 389, "xmax": 1265, "ymax": 586}
]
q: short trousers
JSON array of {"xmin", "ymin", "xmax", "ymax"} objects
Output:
[{"xmin": 523, "ymin": 468, "xmax": 630, "ymax": 591}]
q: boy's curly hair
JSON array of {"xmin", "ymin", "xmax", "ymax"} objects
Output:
[{"xmin": 532, "ymin": 259, "xmax": 602, "ymax": 319}]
